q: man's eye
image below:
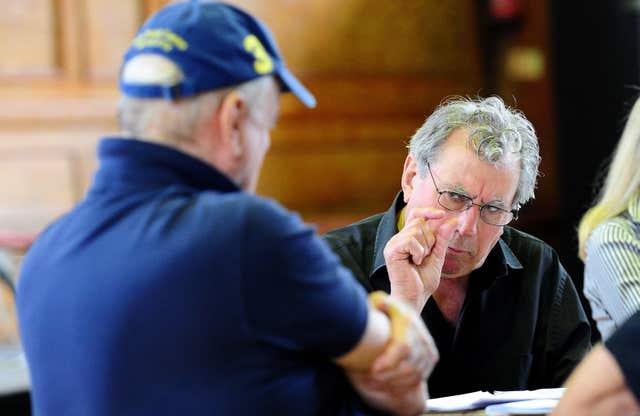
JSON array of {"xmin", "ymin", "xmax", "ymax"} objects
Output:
[
  {"xmin": 484, "ymin": 205, "xmax": 503, "ymax": 213},
  {"xmin": 445, "ymin": 192, "xmax": 469, "ymax": 203}
]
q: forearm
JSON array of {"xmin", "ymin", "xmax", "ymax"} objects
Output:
[
  {"xmin": 336, "ymin": 292, "xmax": 437, "ymax": 415},
  {"xmin": 552, "ymin": 344, "xmax": 636, "ymax": 415},
  {"xmin": 389, "ymin": 286, "xmax": 429, "ymax": 312},
  {"xmin": 335, "ymin": 304, "xmax": 391, "ymax": 371}
]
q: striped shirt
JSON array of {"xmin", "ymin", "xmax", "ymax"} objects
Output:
[{"xmin": 584, "ymin": 194, "xmax": 640, "ymax": 339}]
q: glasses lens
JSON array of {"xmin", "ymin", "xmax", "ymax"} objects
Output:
[
  {"xmin": 438, "ymin": 192, "xmax": 471, "ymax": 211},
  {"xmin": 481, "ymin": 209, "xmax": 513, "ymax": 226}
]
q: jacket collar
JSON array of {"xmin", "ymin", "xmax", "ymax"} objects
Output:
[
  {"xmin": 629, "ymin": 193, "xmax": 640, "ymax": 222},
  {"xmin": 92, "ymin": 137, "xmax": 240, "ymax": 194}
]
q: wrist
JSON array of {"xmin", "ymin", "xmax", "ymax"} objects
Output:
[{"xmin": 389, "ymin": 290, "xmax": 428, "ymax": 312}]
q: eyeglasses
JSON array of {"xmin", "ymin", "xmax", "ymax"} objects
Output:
[{"xmin": 426, "ymin": 161, "xmax": 518, "ymax": 226}]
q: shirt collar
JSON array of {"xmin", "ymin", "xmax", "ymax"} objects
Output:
[
  {"xmin": 628, "ymin": 193, "xmax": 640, "ymax": 222},
  {"xmin": 372, "ymin": 192, "xmax": 405, "ymax": 275},
  {"xmin": 370, "ymin": 191, "xmax": 523, "ymax": 282},
  {"xmin": 92, "ymin": 137, "xmax": 240, "ymax": 194}
]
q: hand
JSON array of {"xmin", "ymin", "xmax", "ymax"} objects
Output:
[
  {"xmin": 552, "ymin": 344, "xmax": 640, "ymax": 416},
  {"xmin": 368, "ymin": 292, "xmax": 438, "ymax": 391},
  {"xmin": 346, "ymin": 370, "xmax": 428, "ymax": 416},
  {"xmin": 344, "ymin": 292, "xmax": 435, "ymax": 416},
  {"xmin": 383, "ymin": 207, "xmax": 457, "ymax": 310}
]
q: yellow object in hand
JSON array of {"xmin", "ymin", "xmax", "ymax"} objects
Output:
[{"xmin": 369, "ymin": 291, "xmax": 410, "ymax": 343}]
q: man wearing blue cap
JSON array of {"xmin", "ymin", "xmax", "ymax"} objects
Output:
[{"xmin": 16, "ymin": 1, "xmax": 445, "ymax": 415}]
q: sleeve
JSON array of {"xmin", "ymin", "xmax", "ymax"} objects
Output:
[
  {"xmin": 240, "ymin": 198, "xmax": 369, "ymax": 358},
  {"xmin": 546, "ymin": 254, "xmax": 592, "ymax": 386},
  {"xmin": 584, "ymin": 220, "xmax": 640, "ymax": 328},
  {"xmin": 322, "ymin": 232, "xmax": 374, "ymax": 292},
  {"xmin": 605, "ymin": 309, "xmax": 640, "ymax": 401}
]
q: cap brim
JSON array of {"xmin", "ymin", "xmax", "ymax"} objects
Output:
[{"xmin": 276, "ymin": 66, "xmax": 316, "ymax": 108}]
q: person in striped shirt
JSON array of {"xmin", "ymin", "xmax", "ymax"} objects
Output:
[{"xmin": 578, "ymin": 96, "xmax": 640, "ymax": 340}]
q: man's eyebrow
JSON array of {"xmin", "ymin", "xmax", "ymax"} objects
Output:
[
  {"xmin": 448, "ymin": 183, "xmax": 508, "ymax": 206},
  {"xmin": 486, "ymin": 199, "xmax": 507, "ymax": 207},
  {"xmin": 449, "ymin": 184, "xmax": 475, "ymax": 198}
]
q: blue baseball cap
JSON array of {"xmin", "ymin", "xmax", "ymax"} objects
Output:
[{"xmin": 119, "ymin": 0, "xmax": 316, "ymax": 107}]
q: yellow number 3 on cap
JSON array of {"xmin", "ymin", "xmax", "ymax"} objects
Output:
[{"xmin": 243, "ymin": 35, "xmax": 274, "ymax": 75}]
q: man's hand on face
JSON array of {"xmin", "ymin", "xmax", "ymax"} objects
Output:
[{"xmin": 383, "ymin": 207, "xmax": 457, "ymax": 311}]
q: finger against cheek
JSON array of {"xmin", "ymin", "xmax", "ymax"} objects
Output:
[
  {"xmin": 429, "ymin": 218, "xmax": 459, "ymax": 263},
  {"xmin": 408, "ymin": 237, "xmax": 426, "ymax": 265},
  {"xmin": 439, "ymin": 217, "xmax": 458, "ymax": 241},
  {"xmin": 406, "ymin": 207, "xmax": 446, "ymax": 224},
  {"xmin": 419, "ymin": 224, "xmax": 435, "ymax": 256},
  {"xmin": 411, "ymin": 222, "xmax": 428, "ymax": 248}
]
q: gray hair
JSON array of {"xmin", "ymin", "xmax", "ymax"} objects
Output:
[
  {"xmin": 408, "ymin": 96, "xmax": 540, "ymax": 209},
  {"xmin": 118, "ymin": 54, "xmax": 272, "ymax": 144}
]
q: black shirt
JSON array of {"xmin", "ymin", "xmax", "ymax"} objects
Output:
[
  {"xmin": 606, "ymin": 309, "xmax": 640, "ymax": 401},
  {"xmin": 323, "ymin": 192, "xmax": 592, "ymax": 398}
]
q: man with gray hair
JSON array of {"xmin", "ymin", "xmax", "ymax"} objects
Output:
[
  {"xmin": 17, "ymin": 2, "xmax": 444, "ymax": 415},
  {"xmin": 324, "ymin": 96, "xmax": 592, "ymax": 397}
]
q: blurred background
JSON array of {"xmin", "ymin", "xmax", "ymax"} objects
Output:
[{"xmin": 1, "ymin": 0, "xmax": 639, "ymax": 397}]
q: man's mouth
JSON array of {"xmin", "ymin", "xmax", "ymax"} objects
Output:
[{"xmin": 447, "ymin": 247, "xmax": 466, "ymax": 254}]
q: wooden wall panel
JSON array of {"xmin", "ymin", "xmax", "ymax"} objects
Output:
[
  {"xmin": 230, "ymin": 0, "xmax": 478, "ymax": 76},
  {"xmin": 261, "ymin": 137, "xmax": 406, "ymax": 211},
  {"xmin": 0, "ymin": 0, "xmax": 483, "ymax": 237},
  {"xmin": 0, "ymin": 154, "xmax": 77, "ymax": 233},
  {"xmin": 279, "ymin": 75, "xmax": 481, "ymax": 118},
  {"xmin": 0, "ymin": 129, "xmax": 102, "ymax": 233},
  {"xmin": 57, "ymin": 0, "xmax": 86, "ymax": 80},
  {"xmin": 85, "ymin": 0, "xmax": 143, "ymax": 81},
  {"xmin": 233, "ymin": 0, "xmax": 484, "ymax": 224},
  {"xmin": 0, "ymin": 0, "xmax": 57, "ymax": 76}
]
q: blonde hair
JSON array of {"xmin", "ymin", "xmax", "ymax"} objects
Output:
[{"xmin": 578, "ymin": 97, "xmax": 640, "ymax": 260}]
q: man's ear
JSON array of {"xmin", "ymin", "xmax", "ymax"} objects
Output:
[
  {"xmin": 401, "ymin": 154, "xmax": 418, "ymax": 203},
  {"xmin": 215, "ymin": 91, "xmax": 245, "ymax": 158}
]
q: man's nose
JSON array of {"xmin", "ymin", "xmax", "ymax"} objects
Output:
[{"xmin": 456, "ymin": 205, "xmax": 480, "ymax": 236}]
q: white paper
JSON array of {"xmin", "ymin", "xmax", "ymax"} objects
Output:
[
  {"xmin": 492, "ymin": 388, "xmax": 565, "ymax": 401},
  {"xmin": 426, "ymin": 388, "xmax": 565, "ymax": 412},
  {"xmin": 0, "ymin": 345, "xmax": 30, "ymax": 396},
  {"xmin": 427, "ymin": 391, "xmax": 495, "ymax": 411},
  {"xmin": 485, "ymin": 398, "xmax": 560, "ymax": 415}
]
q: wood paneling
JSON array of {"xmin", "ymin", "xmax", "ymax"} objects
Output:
[
  {"xmin": 0, "ymin": 154, "xmax": 76, "ymax": 233},
  {"xmin": 0, "ymin": 0, "xmax": 484, "ymax": 239},
  {"xmin": 57, "ymin": 0, "xmax": 86, "ymax": 80},
  {"xmin": 231, "ymin": 0, "xmax": 479, "ymax": 76},
  {"xmin": 0, "ymin": 0, "xmax": 57, "ymax": 76},
  {"xmin": 85, "ymin": 0, "xmax": 143, "ymax": 81},
  {"xmin": 0, "ymin": 129, "xmax": 102, "ymax": 233}
]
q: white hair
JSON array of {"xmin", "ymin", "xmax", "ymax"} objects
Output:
[
  {"xmin": 118, "ymin": 54, "xmax": 273, "ymax": 144},
  {"xmin": 408, "ymin": 96, "xmax": 541, "ymax": 209}
]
